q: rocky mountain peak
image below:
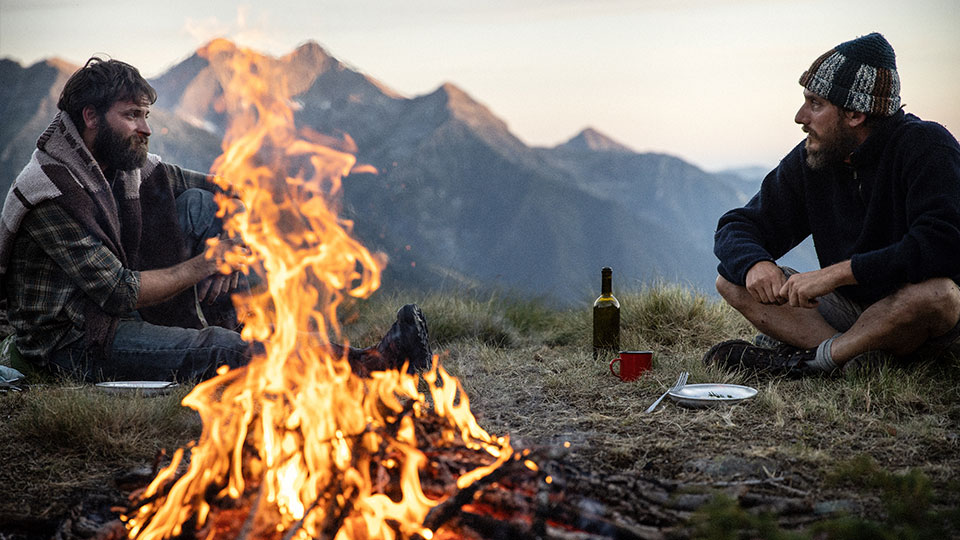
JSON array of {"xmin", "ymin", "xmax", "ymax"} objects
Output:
[
  {"xmin": 291, "ymin": 40, "xmax": 330, "ymax": 59},
  {"xmin": 284, "ymin": 40, "xmax": 336, "ymax": 74},
  {"xmin": 429, "ymin": 82, "xmax": 508, "ymax": 133},
  {"xmin": 557, "ymin": 127, "xmax": 634, "ymax": 154},
  {"xmin": 46, "ymin": 57, "xmax": 78, "ymax": 74}
]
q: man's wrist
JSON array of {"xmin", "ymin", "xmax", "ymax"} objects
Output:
[
  {"xmin": 745, "ymin": 259, "xmax": 778, "ymax": 279},
  {"xmin": 824, "ymin": 260, "xmax": 857, "ymax": 287}
]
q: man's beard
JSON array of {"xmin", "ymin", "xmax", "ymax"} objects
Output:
[
  {"xmin": 804, "ymin": 115, "xmax": 859, "ymax": 171},
  {"xmin": 93, "ymin": 119, "xmax": 148, "ymax": 172}
]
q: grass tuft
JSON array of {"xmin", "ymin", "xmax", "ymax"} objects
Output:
[
  {"xmin": 622, "ymin": 281, "xmax": 753, "ymax": 352},
  {"xmin": 12, "ymin": 385, "xmax": 198, "ymax": 460},
  {"xmin": 811, "ymin": 454, "xmax": 960, "ymax": 539},
  {"xmin": 691, "ymin": 495, "xmax": 806, "ymax": 540}
]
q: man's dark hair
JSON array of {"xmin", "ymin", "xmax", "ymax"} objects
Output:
[{"xmin": 57, "ymin": 56, "xmax": 158, "ymax": 132}]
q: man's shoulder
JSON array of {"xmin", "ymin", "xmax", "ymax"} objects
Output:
[
  {"xmin": 18, "ymin": 199, "xmax": 80, "ymax": 234},
  {"xmin": 141, "ymin": 153, "xmax": 163, "ymax": 178},
  {"xmin": 9, "ymin": 151, "xmax": 73, "ymax": 202},
  {"xmin": 895, "ymin": 113, "xmax": 959, "ymax": 150}
]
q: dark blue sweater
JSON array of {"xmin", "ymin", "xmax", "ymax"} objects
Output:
[{"xmin": 715, "ymin": 110, "xmax": 960, "ymax": 304}]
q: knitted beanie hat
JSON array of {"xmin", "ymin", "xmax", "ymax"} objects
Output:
[{"xmin": 799, "ymin": 32, "xmax": 901, "ymax": 117}]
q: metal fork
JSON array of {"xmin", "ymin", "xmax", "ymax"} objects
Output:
[{"xmin": 644, "ymin": 371, "xmax": 689, "ymax": 413}]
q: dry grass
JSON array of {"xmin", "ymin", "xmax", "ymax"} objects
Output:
[
  {"xmin": 362, "ymin": 286, "xmax": 960, "ymax": 536},
  {"xmin": 0, "ymin": 384, "xmax": 198, "ymax": 532},
  {"xmin": 1, "ymin": 284, "xmax": 959, "ymax": 538}
]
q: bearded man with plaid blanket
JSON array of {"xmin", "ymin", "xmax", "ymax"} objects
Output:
[{"xmin": 1, "ymin": 57, "xmax": 431, "ymax": 382}]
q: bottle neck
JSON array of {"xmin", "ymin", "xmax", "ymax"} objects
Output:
[{"xmin": 601, "ymin": 274, "xmax": 612, "ymax": 296}]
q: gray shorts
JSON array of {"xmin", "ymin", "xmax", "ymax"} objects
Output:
[{"xmin": 780, "ymin": 267, "xmax": 960, "ymax": 364}]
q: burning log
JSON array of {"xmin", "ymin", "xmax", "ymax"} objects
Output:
[
  {"xmin": 117, "ymin": 399, "xmax": 666, "ymax": 540},
  {"xmin": 57, "ymin": 424, "xmax": 820, "ymax": 540}
]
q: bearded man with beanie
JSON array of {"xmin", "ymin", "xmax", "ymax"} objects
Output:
[{"xmin": 705, "ymin": 33, "xmax": 960, "ymax": 376}]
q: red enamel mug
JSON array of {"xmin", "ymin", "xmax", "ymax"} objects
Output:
[{"xmin": 609, "ymin": 350, "xmax": 653, "ymax": 381}]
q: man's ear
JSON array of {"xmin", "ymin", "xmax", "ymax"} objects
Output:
[
  {"xmin": 81, "ymin": 105, "xmax": 99, "ymax": 132},
  {"xmin": 844, "ymin": 109, "xmax": 868, "ymax": 128}
]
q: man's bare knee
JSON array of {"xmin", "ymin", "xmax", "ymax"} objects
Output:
[
  {"xmin": 717, "ymin": 276, "xmax": 757, "ymax": 312},
  {"xmin": 716, "ymin": 274, "xmax": 748, "ymax": 306},
  {"xmin": 892, "ymin": 278, "xmax": 960, "ymax": 333}
]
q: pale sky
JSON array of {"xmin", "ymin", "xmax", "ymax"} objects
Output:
[{"xmin": 2, "ymin": 0, "xmax": 958, "ymax": 171}]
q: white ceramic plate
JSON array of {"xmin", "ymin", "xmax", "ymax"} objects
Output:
[
  {"xmin": 95, "ymin": 381, "xmax": 178, "ymax": 397},
  {"xmin": 0, "ymin": 365, "xmax": 24, "ymax": 383},
  {"xmin": 668, "ymin": 383, "xmax": 758, "ymax": 408}
]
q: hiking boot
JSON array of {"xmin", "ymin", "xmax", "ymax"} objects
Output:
[
  {"xmin": 375, "ymin": 304, "xmax": 432, "ymax": 373},
  {"xmin": 338, "ymin": 304, "xmax": 432, "ymax": 377},
  {"xmin": 753, "ymin": 333, "xmax": 782, "ymax": 349},
  {"xmin": 702, "ymin": 339, "xmax": 817, "ymax": 377}
]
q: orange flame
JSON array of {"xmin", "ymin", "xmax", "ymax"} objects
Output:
[{"xmin": 124, "ymin": 39, "xmax": 511, "ymax": 540}]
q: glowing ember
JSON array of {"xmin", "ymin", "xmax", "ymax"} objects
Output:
[{"xmin": 124, "ymin": 39, "xmax": 512, "ymax": 540}]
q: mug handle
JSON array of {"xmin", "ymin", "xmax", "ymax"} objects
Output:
[{"xmin": 609, "ymin": 357, "xmax": 621, "ymax": 380}]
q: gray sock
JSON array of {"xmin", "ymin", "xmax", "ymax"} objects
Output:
[{"xmin": 807, "ymin": 333, "xmax": 842, "ymax": 372}]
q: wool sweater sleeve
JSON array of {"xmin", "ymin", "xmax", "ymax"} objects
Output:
[
  {"xmin": 850, "ymin": 131, "xmax": 960, "ymax": 292},
  {"xmin": 162, "ymin": 162, "xmax": 222, "ymax": 196},
  {"xmin": 714, "ymin": 147, "xmax": 812, "ymax": 285}
]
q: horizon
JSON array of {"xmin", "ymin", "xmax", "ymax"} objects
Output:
[{"xmin": 2, "ymin": 0, "xmax": 957, "ymax": 172}]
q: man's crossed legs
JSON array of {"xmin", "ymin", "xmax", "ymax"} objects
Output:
[{"xmin": 705, "ymin": 267, "xmax": 960, "ymax": 376}]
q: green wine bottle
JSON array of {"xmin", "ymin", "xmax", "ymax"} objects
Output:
[{"xmin": 593, "ymin": 267, "xmax": 620, "ymax": 359}]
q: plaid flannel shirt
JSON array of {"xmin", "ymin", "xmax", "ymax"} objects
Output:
[{"xmin": 5, "ymin": 163, "xmax": 215, "ymax": 361}]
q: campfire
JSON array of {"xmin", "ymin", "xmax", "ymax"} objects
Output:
[
  {"xmin": 122, "ymin": 40, "xmax": 521, "ymax": 540},
  {"xmin": 115, "ymin": 40, "xmax": 656, "ymax": 540}
]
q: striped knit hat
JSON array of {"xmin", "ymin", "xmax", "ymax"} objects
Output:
[{"xmin": 799, "ymin": 32, "xmax": 901, "ymax": 117}]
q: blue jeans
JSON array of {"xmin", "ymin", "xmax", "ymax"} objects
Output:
[
  {"xmin": 49, "ymin": 189, "xmax": 253, "ymax": 382},
  {"xmin": 49, "ymin": 317, "xmax": 251, "ymax": 381}
]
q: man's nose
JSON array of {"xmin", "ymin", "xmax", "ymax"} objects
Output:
[
  {"xmin": 794, "ymin": 104, "xmax": 807, "ymax": 126},
  {"xmin": 137, "ymin": 118, "xmax": 152, "ymax": 136}
]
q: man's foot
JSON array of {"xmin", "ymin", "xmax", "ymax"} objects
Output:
[
  {"xmin": 376, "ymin": 304, "xmax": 432, "ymax": 373},
  {"xmin": 702, "ymin": 339, "xmax": 817, "ymax": 377}
]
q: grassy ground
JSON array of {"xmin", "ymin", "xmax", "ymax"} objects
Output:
[{"xmin": 1, "ymin": 284, "xmax": 959, "ymax": 538}]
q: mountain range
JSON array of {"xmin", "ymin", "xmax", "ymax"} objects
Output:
[{"xmin": 0, "ymin": 40, "xmax": 817, "ymax": 304}]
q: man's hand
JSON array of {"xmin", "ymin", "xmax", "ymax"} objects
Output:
[
  {"xmin": 197, "ymin": 272, "xmax": 242, "ymax": 303},
  {"xmin": 745, "ymin": 261, "xmax": 787, "ymax": 305},
  {"xmin": 778, "ymin": 260, "xmax": 857, "ymax": 308},
  {"xmin": 195, "ymin": 233, "xmax": 248, "ymax": 303},
  {"xmin": 138, "ymin": 233, "xmax": 249, "ymax": 309},
  {"xmin": 200, "ymin": 233, "xmax": 248, "ymax": 302},
  {"xmin": 204, "ymin": 233, "xmax": 246, "ymax": 273}
]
